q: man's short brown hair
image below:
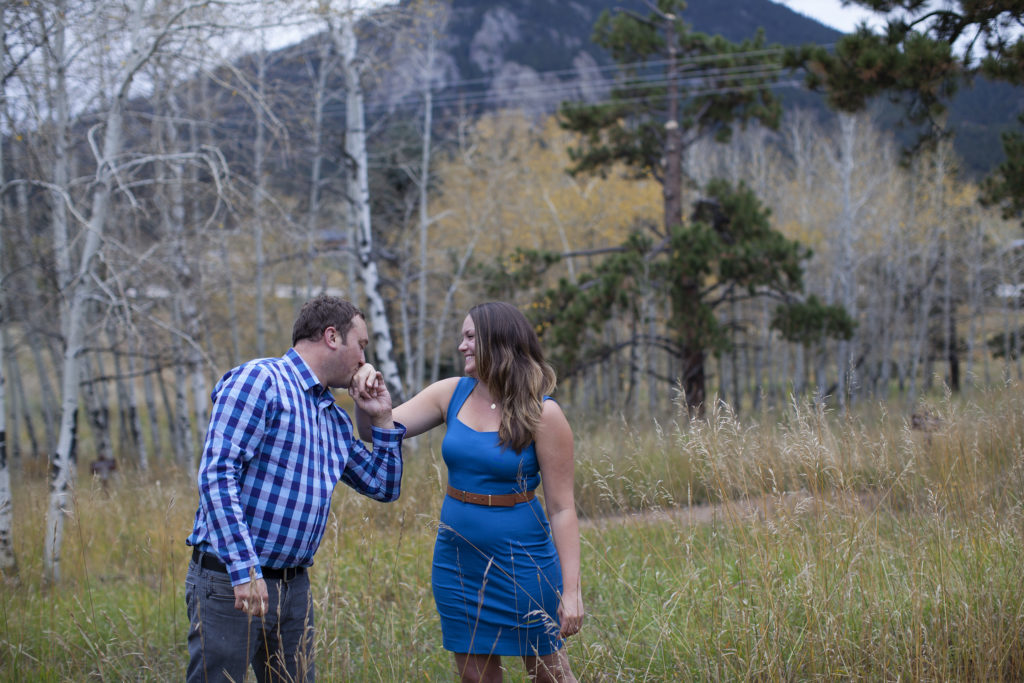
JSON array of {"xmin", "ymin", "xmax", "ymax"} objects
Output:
[{"xmin": 292, "ymin": 295, "xmax": 363, "ymax": 346}]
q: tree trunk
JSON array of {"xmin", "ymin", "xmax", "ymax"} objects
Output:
[
  {"xmin": 108, "ymin": 323, "xmax": 131, "ymax": 453},
  {"xmin": 413, "ymin": 78, "xmax": 434, "ymax": 395},
  {"xmin": 0, "ymin": 63, "xmax": 16, "ymax": 573},
  {"xmin": 29, "ymin": 338, "xmax": 57, "ymax": 456},
  {"xmin": 662, "ymin": 13, "xmax": 683, "ymax": 232},
  {"xmin": 43, "ymin": 1, "xmax": 76, "ymax": 583},
  {"xmin": 126, "ymin": 343, "xmax": 148, "ymax": 471},
  {"xmin": 143, "ymin": 354, "xmax": 162, "ymax": 464},
  {"xmin": 81, "ymin": 354, "xmax": 116, "ymax": 481},
  {"xmin": 964, "ymin": 211, "xmax": 985, "ymax": 392},
  {"xmin": 337, "ymin": 14, "xmax": 404, "ymax": 401},
  {"xmin": 0, "ymin": 355, "xmax": 15, "ymax": 576},
  {"xmin": 46, "ymin": 0, "xmax": 147, "ymax": 579},
  {"xmin": 253, "ymin": 29, "xmax": 268, "ymax": 358},
  {"xmin": 682, "ymin": 346, "xmax": 706, "ymax": 418}
]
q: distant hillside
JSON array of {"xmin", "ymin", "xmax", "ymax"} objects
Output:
[{"xmin": 378, "ymin": 0, "xmax": 1017, "ymax": 177}]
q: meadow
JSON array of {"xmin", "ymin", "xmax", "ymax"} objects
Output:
[{"xmin": 2, "ymin": 384, "xmax": 1024, "ymax": 681}]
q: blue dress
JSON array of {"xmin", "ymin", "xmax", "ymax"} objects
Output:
[{"xmin": 431, "ymin": 377, "xmax": 564, "ymax": 656}]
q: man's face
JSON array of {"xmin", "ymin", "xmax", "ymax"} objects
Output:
[{"xmin": 330, "ymin": 316, "xmax": 368, "ymax": 388}]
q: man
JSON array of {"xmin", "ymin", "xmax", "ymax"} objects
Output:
[{"xmin": 185, "ymin": 295, "xmax": 403, "ymax": 682}]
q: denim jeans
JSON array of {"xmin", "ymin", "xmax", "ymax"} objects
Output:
[{"xmin": 185, "ymin": 558, "xmax": 316, "ymax": 683}]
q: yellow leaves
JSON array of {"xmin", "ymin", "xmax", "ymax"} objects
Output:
[{"xmin": 429, "ymin": 111, "xmax": 660, "ymax": 269}]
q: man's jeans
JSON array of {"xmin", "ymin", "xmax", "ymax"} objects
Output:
[{"xmin": 185, "ymin": 559, "xmax": 315, "ymax": 683}]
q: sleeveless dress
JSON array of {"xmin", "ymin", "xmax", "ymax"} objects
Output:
[{"xmin": 431, "ymin": 377, "xmax": 564, "ymax": 656}]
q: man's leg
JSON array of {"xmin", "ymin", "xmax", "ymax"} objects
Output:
[
  {"xmin": 251, "ymin": 572, "xmax": 316, "ymax": 683},
  {"xmin": 185, "ymin": 560, "xmax": 259, "ymax": 683}
]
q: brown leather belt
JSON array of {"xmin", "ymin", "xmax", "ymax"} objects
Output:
[
  {"xmin": 191, "ymin": 548, "xmax": 305, "ymax": 581},
  {"xmin": 446, "ymin": 485, "xmax": 535, "ymax": 507}
]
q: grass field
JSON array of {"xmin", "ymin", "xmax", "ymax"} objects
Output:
[{"xmin": 2, "ymin": 385, "xmax": 1023, "ymax": 681}]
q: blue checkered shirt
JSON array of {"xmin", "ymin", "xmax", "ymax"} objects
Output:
[{"xmin": 186, "ymin": 348, "xmax": 405, "ymax": 585}]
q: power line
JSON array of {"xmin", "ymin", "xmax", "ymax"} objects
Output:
[
  {"xmin": 354, "ymin": 63, "xmax": 795, "ymax": 117},
  {"xmin": 278, "ymin": 35, "xmax": 823, "ymax": 118}
]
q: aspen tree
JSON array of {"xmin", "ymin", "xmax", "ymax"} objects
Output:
[{"xmin": 330, "ymin": 0, "xmax": 404, "ymax": 400}]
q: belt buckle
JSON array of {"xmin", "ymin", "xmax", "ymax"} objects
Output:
[{"xmin": 487, "ymin": 494, "xmax": 492, "ymax": 506}]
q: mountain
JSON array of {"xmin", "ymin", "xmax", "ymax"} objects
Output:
[
  {"xmin": 367, "ymin": 0, "xmax": 1017, "ymax": 177},
  {"xmin": 440, "ymin": 0, "xmax": 841, "ymax": 80}
]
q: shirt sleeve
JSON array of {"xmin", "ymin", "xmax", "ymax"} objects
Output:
[
  {"xmin": 196, "ymin": 364, "xmax": 271, "ymax": 585},
  {"xmin": 338, "ymin": 410, "xmax": 406, "ymax": 502}
]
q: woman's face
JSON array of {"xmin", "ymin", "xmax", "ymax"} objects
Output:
[{"xmin": 458, "ymin": 314, "xmax": 478, "ymax": 378}]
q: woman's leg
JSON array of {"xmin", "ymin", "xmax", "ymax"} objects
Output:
[
  {"xmin": 454, "ymin": 653, "xmax": 504, "ymax": 683},
  {"xmin": 523, "ymin": 649, "xmax": 576, "ymax": 683}
]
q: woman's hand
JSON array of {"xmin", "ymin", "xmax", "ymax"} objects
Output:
[
  {"xmin": 558, "ymin": 588, "xmax": 584, "ymax": 637},
  {"xmin": 350, "ymin": 363, "xmax": 383, "ymax": 394},
  {"xmin": 349, "ymin": 363, "xmax": 394, "ymax": 427}
]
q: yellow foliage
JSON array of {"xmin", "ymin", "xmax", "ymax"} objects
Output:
[{"xmin": 429, "ymin": 111, "xmax": 660, "ymax": 271}]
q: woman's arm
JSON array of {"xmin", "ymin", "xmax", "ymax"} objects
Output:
[
  {"xmin": 355, "ymin": 374, "xmax": 460, "ymax": 441},
  {"xmin": 535, "ymin": 400, "xmax": 584, "ymax": 638}
]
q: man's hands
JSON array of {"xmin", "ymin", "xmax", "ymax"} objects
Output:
[
  {"xmin": 234, "ymin": 577, "xmax": 269, "ymax": 617},
  {"xmin": 349, "ymin": 363, "xmax": 394, "ymax": 428}
]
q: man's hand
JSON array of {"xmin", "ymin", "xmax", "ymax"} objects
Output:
[
  {"xmin": 233, "ymin": 577, "xmax": 269, "ymax": 617},
  {"xmin": 348, "ymin": 363, "xmax": 394, "ymax": 428}
]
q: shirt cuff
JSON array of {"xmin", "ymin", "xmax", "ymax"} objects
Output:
[
  {"xmin": 228, "ymin": 561, "xmax": 263, "ymax": 586},
  {"xmin": 370, "ymin": 421, "xmax": 406, "ymax": 447}
]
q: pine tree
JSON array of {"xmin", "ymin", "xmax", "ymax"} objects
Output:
[
  {"xmin": 558, "ymin": 0, "xmax": 787, "ymax": 413},
  {"xmin": 784, "ymin": 1, "xmax": 1024, "ymax": 221}
]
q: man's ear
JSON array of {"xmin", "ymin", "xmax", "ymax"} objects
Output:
[{"xmin": 324, "ymin": 326, "xmax": 340, "ymax": 348}]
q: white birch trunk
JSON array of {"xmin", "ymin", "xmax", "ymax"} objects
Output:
[
  {"xmin": 45, "ymin": 0, "xmax": 164, "ymax": 581},
  {"xmin": 165, "ymin": 94, "xmax": 201, "ymax": 479},
  {"xmin": 0, "ymin": 352, "xmax": 13, "ymax": 575},
  {"xmin": 0, "ymin": 58, "xmax": 15, "ymax": 572},
  {"xmin": 253, "ymin": 31, "xmax": 268, "ymax": 358},
  {"xmin": 43, "ymin": 0, "xmax": 76, "ymax": 583},
  {"xmin": 413, "ymin": 81, "xmax": 433, "ymax": 395},
  {"xmin": 305, "ymin": 34, "xmax": 332, "ymax": 298},
  {"xmin": 337, "ymin": 14, "xmax": 403, "ymax": 400}
]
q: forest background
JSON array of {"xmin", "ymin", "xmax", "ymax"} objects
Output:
[{"xmin": 2, "ymin": 0, "xmax": 1024, "ymax": 679}]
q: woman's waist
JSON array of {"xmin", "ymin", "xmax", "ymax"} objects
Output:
[{"xmin": 444, "ymin": 475, "xmax": 538, "ymax": 495}]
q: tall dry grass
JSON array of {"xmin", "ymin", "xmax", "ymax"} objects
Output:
[{"xmin": 2, "ymin": 384, "xmax": 1023, "ymax": 680}]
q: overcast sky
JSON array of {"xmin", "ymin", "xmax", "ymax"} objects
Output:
[{"xmin": 773, "ymin": 0, "xmax": 885, "ymax": 32}]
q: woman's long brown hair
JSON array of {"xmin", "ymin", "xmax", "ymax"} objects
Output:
[{"xmin": 469, "ymin": 302, "xmax": 556, "ymax": 452}]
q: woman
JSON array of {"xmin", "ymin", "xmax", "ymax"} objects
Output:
[{"xmin": 360, "ymin": 302, "xmax": 582, "ymax": 682}]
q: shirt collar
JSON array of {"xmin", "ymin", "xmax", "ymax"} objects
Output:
[{"xmin": 284, "ymin": 348, "xmax": 330, "ymax": 398}]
